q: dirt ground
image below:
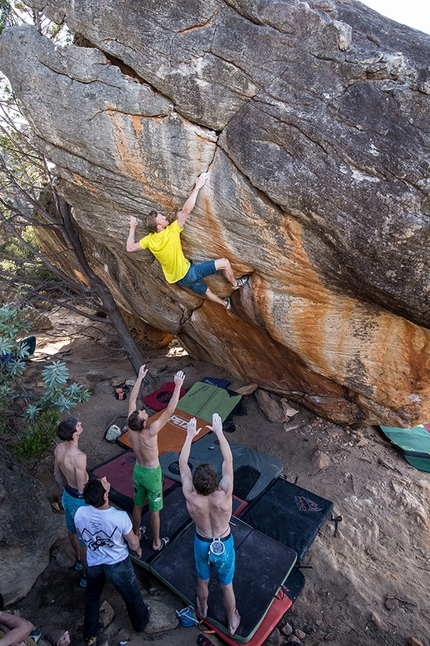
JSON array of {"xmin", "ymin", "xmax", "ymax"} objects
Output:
[{"xmin": 7, "ymin": 311, "xmax": 430, "ymax": 646}]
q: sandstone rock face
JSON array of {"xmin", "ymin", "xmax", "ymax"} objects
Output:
[
  {"xmin": 0, "ymin": 0, "xmax": 429, "ymax": 425},
  {"xmin": 0, "ymin": 447, "xmax": 64, "ymax": 604}
]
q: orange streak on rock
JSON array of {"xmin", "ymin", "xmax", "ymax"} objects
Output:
[
  {"xmin": 229, "ymin": 213, "xmax": 430, "ymax": 424},
  {"xmin": 71, "ymin": 173, "xmax": 99, "ymax": 195},
  {"xmin": 108, "ymin": 111, "xmax": 175, "ymax": 213}
]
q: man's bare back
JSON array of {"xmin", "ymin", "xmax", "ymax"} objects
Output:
[
  {"xmin": 54, "ymin": 417, "xmax": 89, "ymax": 579},
  {"xmin": 185, "ymin": 489, "xmax": 232, "ymax": 538},
  {"xmin": 54, "ymin": 421, "xmax": 88, "ymax": 493},
  {"xmin": 179, "ymin": 415, "xmax": 240, "ymax": 636}
]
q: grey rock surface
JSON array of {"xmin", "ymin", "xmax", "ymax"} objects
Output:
[
  {"xmin": 0, "ymin": 447, "xmax": 64, "ymax": 604},
  {"xmin": 0, "ymin": 0, "xmax": 429, "ymax": 425}
]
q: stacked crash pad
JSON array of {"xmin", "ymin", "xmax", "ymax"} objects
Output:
[
  {"xmin": 117, "ymin": 408, "xmax": 211, "ymax": 454},
  {"xmin": 150, "ymin": 517, "xmax": 297, "ymax": 643},
  {"xmin": 91, "ymin": 442, "xmax": 333, "ymax": 644},
  {"xmin": 159, "ymin": 433, "xmax": 283, "ymax": 501},
  {"xmin": 118, "ymin": 380, "xmax": 243, "ymax": 452}
]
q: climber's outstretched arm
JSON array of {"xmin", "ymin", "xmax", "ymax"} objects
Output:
[
  {"xmin": 127, "ymin": 216, "xmax": 142, "ymax": 252},
  {"xmin": 177, "ymin": 173, "xmax": 208, "ymax": 228}
]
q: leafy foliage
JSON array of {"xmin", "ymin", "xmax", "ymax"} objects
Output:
[
  {"xmin": 0, "ymin": 1, "xmax": 72, "ymax": 41},
  {"xmin": 0, "ymin": 305, "xmax": 31, "ymax": 409},
  {"xmin": 0, "ymin": 306, "xmax": 91, "ymax": 458}
]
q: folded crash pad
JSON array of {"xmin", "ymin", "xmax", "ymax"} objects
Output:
[
  {"xmin": 177, "ymin": 381, "xmax": 242, "ymax": 423},
  {"xmin": 117, "ymin": 408, "xmax": 211, "ymax": 454},
  {"xmin": 201, "ymin": 590, "xmax": 292, "ymax": 646},
  {"xmin": 201, "ymin": 376, "xmax": 231, "ymax": 388},
  {"xmin": 380, "ymin": 425, "xmax": 430, "ymax": 472},
  {"xmin": 202, "ymin": 570, "xmax": 305, "ymax": 646},
  {"xmin": 240, "ymin": 477, "xmax": 333, "ymax": 561},
  {"xmin": 143, "ymin": 381, "xmax": 186, "ymax": 411},
  {"xmin": 159, "ymin": 433, "xmax": 283, "ymax": 501}
]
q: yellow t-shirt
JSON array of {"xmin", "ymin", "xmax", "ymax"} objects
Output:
[{"xmin": 139, "ymin": 220, "xmax": 190, "ymax": 284}]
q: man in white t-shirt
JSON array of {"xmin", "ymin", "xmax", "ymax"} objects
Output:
[{"xmin": 75, "ymin": 477, "xmax": 149, "ymax": 646}]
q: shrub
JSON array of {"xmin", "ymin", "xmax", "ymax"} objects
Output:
[{"xmin": 0, "ymin": 306, "xmax": 91, "ymax": 458}]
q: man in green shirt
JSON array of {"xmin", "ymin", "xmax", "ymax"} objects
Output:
[{"xmin": 126, "ymin": 173, "xmax": 248, "ymax": 309}]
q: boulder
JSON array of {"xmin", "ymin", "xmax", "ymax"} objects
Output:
[
  {"xmin": 99, "ymin": 600, "xmax": 115, "ymax": 627},
  {"xmin": 254, "ymin": 389, "xmax": 285, "ymax": 423},
  {"xmin": 1, "ymin": 1, "xmax": 430, "ymax": 425},
  {"xmin": 314, "ymin": 450, "xmax": 331, "ymax": 470},
  {"xmin": 0, "ymin": 447, "xmax": 64, "ymax": 604},
  {"xmin": 144, "ymin": 599, "xmax": 179, "ymax": 633},
  {"xmin": 54, "ymin": 539, "xmax": 76, "ymax": 569}
]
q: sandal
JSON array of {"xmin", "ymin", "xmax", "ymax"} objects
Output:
[
  {"xmin": 153, "ymin": 536, "xmax": 169, "ymax": 552},
  {"xmin": 29, "ymin": 628, "xmax": 41, "ymax": 644}
]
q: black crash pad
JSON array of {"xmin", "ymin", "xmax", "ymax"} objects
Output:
[
  {"xmin": 239, "ymin": 477, "xmax": 333, "ymax": 561},
  {"xmin": 150, "ymin": 517, "xmax": 297, "ymax": 642}
]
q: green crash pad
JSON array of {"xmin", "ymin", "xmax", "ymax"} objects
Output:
[
  {"xmin": 177, "ymin": 381, "xmax": 242, "ymax": 423},
  {"xmin": 380, "ymin": 425, "xmax": 430, "ymax": 472}
]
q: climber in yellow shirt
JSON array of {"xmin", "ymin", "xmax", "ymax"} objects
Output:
[{"xmin": 126, "ymin": 173, "xmax": 248, "ymax": 309}]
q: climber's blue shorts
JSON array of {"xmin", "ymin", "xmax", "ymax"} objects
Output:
[
  {"xmin": 176, "ymin": 260, "xmax": 217, "ymax": 295},
  {"xmin": 194, "ymin": 532, "xmax": 235, "ymax": 585}
]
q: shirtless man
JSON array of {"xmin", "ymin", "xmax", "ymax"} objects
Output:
[
  {"xmin": 0, "ymin": 594, "xmax": 69, "ymax": 646},
  {"xmin": 0, "ymin": 601, "xmax": 35, "ymax": 646},
  {"xmin": 126, "ymin": 173, "xmax": 248, "ymax": 310},
  {"xmin": 54, "ymin": 416, "xmax": 88, "ymax": 586},
  {"xmin": 127, "ymin": 365, "xmax": 185, "ymax": 551},
  {"xmin": 179, "ymin": 414, "xmax": 240, "ymax": 636}
]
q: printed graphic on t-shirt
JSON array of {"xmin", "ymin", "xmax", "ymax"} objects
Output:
[{"xmin": 81, "ymin": 526, "xmax": 118, "ymax": 551}]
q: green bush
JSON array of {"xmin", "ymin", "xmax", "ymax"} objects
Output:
[{"xmin": 0, "ymin": 306, "xmax": 91, "ymax": 458}]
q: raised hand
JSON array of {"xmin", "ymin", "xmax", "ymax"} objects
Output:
[
  {"xmin": 206, "ymin": 412, "xmax": 222, "ymax": 435},
  {"xmin": 174, "ymin": 370, "xmax": 185, "ymax": 387},
  {"xmin": 187, "ymin": 417, "xmax": 201, "ymax": 439},
  {"xmin": 138, "ymin": 364, "xmax": 148, "ymax": 380},
  {"xmin": 195, "ymin": 172, "xmax": 208, "ymax": 189},
  {"xmin": 130, "ymin": 216, "xmax": 138, "ymax": 228}
]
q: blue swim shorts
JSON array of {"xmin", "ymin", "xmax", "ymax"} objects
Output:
[
  {"xmin": 194, "ymin": 532, "xmax": 235, "ymax": 586},
  {"xmin": 176, "ymin": 260, "xmax": 217, "ymax": 296},
  {"xmin": 62, "ymin": 486, "xmax": 87, "ymax": 545}
]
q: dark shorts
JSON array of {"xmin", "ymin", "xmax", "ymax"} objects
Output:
[
  {"xmin": 176, "ymin": 260, "xmax": 217, "ymax": 296},
  {"xmin": 194, "ymin": 532, "xmax": 235, "ymax": 586}
]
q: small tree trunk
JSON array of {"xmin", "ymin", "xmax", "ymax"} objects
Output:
[{"xmin": 59, "ymin": 198, "xmax": 154, "ymax": 381}]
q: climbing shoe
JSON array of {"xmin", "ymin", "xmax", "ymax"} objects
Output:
[{"xmin": 233, "ymin": 275, "xmax": 249, "ymax": 290}]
